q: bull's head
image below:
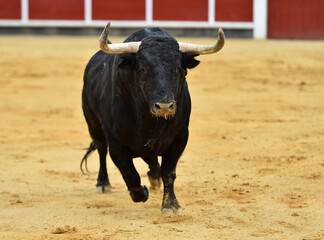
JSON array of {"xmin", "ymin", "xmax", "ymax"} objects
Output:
[{"xmin": 99, "ymin": 22, "xmax": 225, "ymax": 119}]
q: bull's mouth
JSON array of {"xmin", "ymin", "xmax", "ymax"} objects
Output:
[{"xmin": 150, "ymin": 101, "xmax": 176, "ymax": 119}]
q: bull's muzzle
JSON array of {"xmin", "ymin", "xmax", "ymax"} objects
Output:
[{"xmin": 151, "ymin": 101, "xmax": 176, "ymax": 119}]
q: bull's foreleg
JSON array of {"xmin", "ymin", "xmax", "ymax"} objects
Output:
[
  {"xmin": 161, "ymin": 128, "xmax": 188, "ymax": 215},
  {"xmin": 108, "ymin": 138, "xmax": 148, "ymax": 202},
  {"xmin": 161, "ymin": 170, "xmax": 181, "ymax": 215}
]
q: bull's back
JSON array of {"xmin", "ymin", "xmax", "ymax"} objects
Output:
[{"xmin": 82, "ymin": 50, "xmax": 114, "ymax": 122}]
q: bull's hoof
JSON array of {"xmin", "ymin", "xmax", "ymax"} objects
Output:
[
  {"xmin": 96, "ymin": 185, "xmax": 112, "ymax": 194},
  {"xmin": 148, "ymin": 175, "xmax": 162, "ymax": 190},
  {"xmin": 162, "ymin": 197, "xmax": 181, "ymax": 215},
  {"xmin": 161, "ymin": 207, "xmax": 183, "ymax": 215},
  {"xmin": 130, "ymin": 185, "xmax": 149, "ymax": 202}
]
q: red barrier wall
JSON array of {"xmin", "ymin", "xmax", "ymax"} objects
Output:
[
  {"xmin": 0, "ymin": 0, "xmax": 254, "ymax": 23},
  {"xmin": 215, "ymin": 0, "xmax": 253, "ymax": 22},
  {"xmin": 153, "ymin": 0, "xmax": 208, "ymax": 21},
  {"xmin": 92, "ymin": 0, "xmax": 145, "ymax": 20},
  {"xmin": 29, "ymin": 0, "xmax": 84, "ymax": 20},
  {"xmin": 0, "ymin": 0, "xmax": 21, "ymax": 19},
  {"xmin": 268, "ymin": 0, "xmax": 324, "ymax": 39}
]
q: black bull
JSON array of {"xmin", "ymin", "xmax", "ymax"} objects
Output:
[{"xmin": 81, "ymin": 23, "xmax": 225, "ymax": 214}]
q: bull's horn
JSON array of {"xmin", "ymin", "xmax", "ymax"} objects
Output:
[
  {"xmin": 99, "ymin": 22, "xmax": 141, "ymax": 54},
  {"xmin": 178, "ymin": 28, "xmax": 225, "ymax": 55}
]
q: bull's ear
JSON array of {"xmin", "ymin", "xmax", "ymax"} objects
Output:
[
  {"xmin": 182, "ymin": 53, "xmax": 200, "ymax": 69},
  {"xmin": 118, "ymin": 54, "xmax": 136, "ymax": 71}
]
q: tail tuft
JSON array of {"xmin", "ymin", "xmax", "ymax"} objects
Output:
[{"xmin": 80, "ymin": 142, "xmax": 97, "ymax": 175}]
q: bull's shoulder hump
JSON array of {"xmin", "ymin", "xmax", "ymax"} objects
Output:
[
  {"xmin": 87, "ymin": 50, "xmax": 110, "ymax": 65},
  {"xmin": 84, "ymin": 50, "xmax": 113, "ymax": 78},
  {"xmin": 123, "ymin": 28, "xmax": 170, "ymax": 42}
]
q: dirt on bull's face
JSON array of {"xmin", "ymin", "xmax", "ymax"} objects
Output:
[{"xmin": 0, "ymin": 36, "xmax": 323, "ymax": 240}]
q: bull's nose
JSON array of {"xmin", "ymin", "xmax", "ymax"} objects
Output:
[
  {"xmin": 154, "ymin": 102, "xmax": 175, "ymax": 112},
  {"xmin": 151, "ymin": 101, "xmax": 176, "ymax": 118}
]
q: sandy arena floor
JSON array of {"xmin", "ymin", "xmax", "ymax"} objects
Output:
[{"xmin": 0, "ymin": 34, "xmax": 323, "ymax": 240}]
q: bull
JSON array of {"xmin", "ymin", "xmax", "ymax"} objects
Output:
[{"xmin": 81, "ymin": 22, "xmax": 225, "ymax": 214}]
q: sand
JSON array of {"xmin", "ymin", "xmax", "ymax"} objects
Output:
[{"xmin": 0, "ymin": 35, "xmax": 323, "ymax": 240}]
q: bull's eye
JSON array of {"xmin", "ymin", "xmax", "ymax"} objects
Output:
[{"xmin": 139, "ymin": 67, "xmax": 147, "ymax": 74}]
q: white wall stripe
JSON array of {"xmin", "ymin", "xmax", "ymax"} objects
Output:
[
  {"xmin": 253, "ymin": 0, "xmax": 268, "ymax": 38},
  {"xmin": 21, "ymin": 0, "xmax": 28, "ymax": 23},
  {"xmin": 85, "ymin": 0, "xmax": 92, "ymax": 24},
  {"xmin": 0, "ymin": 20, "xmax": 254, "ymax": 29},
  {"xmin": 208, "ymin": 0, "xmax": 215, "ymax": 25},
  {"xmin": 146, "ymin": 0, "xmax": 153, "ymax": 24}
]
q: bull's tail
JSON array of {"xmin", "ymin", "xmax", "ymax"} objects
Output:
[{"xmin": 80, "ymin": 141, "xmax": 97, "ymax": 175}]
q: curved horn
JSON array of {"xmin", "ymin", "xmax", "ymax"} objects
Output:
[
  {"xmin": 178, "ymin": 28, "xmax": 225, "ymax": 55},
  {"xmin": 99, "ymin": 22, "xmax": 141, "ymax": 54}
]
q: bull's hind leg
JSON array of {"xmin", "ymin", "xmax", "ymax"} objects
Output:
[
  {"xmin": 143, "ymin": 157, "xmax": 162, "ymax": 190},
  {"xmin": 87, "ymin": 131, "xmax": 111, "ymax": 193},
  {"xmin": 82, "ymin": 104, "xmax": 111, "ymax": 193},
  {"xmin": 96, "ymin": 144, "xmax": 111, "ymax": 193},
  {"xmin": 148, "ymin": 164, "xmax": 162, "ymax": 190},
  {"xmin": 88, "ymin": 127, "xmax": 111, "ymax": 193},
  {"xmin": 160, "ymin": 128, "xmax": 189, "ymax": 215}
]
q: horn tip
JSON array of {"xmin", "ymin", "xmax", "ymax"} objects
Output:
[
  {"xmin": 99, "ymin": 21, "xmax": 111, "ymax": 51},
  {"xmin": 218, "ymin": 28, "xmax": 225, "ymax": 41}
]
